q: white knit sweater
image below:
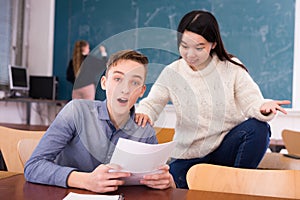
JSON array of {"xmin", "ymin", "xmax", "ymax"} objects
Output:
[{"xmin": 137, "ymin": 54, "xmax": 275, "ymax": 159}]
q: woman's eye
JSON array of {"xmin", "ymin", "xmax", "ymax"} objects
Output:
[
  {"xmin": 180, "ymin": 44, "xmax": 188, "ymax": 49},
  {"xmin": 114, "ymin": 77, "xmax": 121, "ymax": 82},
  {"xmin": 196, "ymin": 48, "xmax": 204, "ymax": 51}
]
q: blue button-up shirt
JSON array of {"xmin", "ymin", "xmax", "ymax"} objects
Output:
[{"xmin": 24, "ymin": 99, "xmax": 157, "ymax": 187}]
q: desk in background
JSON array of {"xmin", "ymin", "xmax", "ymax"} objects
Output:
[
  {"xmin": 269, "ymin": 139, "xmax": 286, "ymax": 153},
  {"xmin": 0, "ymin": 98, "xmax": 68, "ymax": 125},
  {"xmin": 0, "ymin": 173, "xmax": 295, "ymax": 200}
]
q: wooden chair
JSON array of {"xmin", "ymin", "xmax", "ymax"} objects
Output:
[
  {"xmin": 154, "ymin": 127, "xmax": 174, "ymax": 143},
  {"xmin": 17, "ymin": 138, "xmax": 40, "ymax": 167},
  {"xmin": 187, "ymin": 164, "xmax": 300, "ymax": 199},
  {"xmin": 258, "ymin": 129, "xmax": 300, "ymax": 170},
  {"xmin": 282, "ymin": 129, "xmax": 300, "ymax": 158},
  {"xmin": 0, "ymin": 126, "xmax": 44, "ymax": 173}
]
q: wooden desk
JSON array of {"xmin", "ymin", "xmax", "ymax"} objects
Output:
[
  {"xmin": 0, "ymin": 123, "xmax": 48, "ymax": 131},
  {"xmin": 0, "ymin": 174, "xmax": 295, "ymax": 200},
  {"xmin": 0, "ymin": 98, "xmax": 67, "ymax": 125}
]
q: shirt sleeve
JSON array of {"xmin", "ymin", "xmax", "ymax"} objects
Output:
[
  {"xmin": 234, "ymin": 68, "xmax": 275, "ymax": 121},
  {"xmin": 24, "ymin": 101, "xmax": 78, "ymax": 188}
]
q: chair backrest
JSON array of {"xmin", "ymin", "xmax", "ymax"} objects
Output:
[
  {"xmin": 17, "ymin": 138, "xmax": 40, "ymax": 167},
  {"xmin": 0, "ymin": 126, "xmax": 45, "ymax": 173},
  {"xmin": 187, "ymin": 164, "xmax": 300, "ymax": 199},
  {"xmin": 282, "ymin": 129, "xmax": 300, "ymax": 157},
  {"xmin": 154, "ymin": 127, "xmax": 174, "ymax": 143}
]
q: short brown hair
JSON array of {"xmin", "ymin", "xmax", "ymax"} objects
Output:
[{"xmin": 106, "ymin": 50, "xmax": 148, "ymax": 79}]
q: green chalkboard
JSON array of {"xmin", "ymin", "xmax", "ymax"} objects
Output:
[{"xmin": 54, "ymin": 0, "xmax": 295, "ymax": 107}]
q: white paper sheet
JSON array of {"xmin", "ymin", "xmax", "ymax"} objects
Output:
[
  {"xmin": 109, "ymin": 138, "xmax": 175, "ymax": 185},
  {"xmin": 63, "ymin": 192, "xmax": 121, "ymax": 200}
]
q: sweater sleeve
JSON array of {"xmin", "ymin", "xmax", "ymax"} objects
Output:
[
  {"xmin": 24, "ymin": 101, "xmax": 77, "ymax": 188},
  {"xmin": 234, "ymin": 68, "xmax": 275, "ymax": 121},
  {"xmin": 136, "ymin": 68, "xmax": 171, "ymax": 122}
]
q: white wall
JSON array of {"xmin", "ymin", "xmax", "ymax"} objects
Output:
[
  {"xmin": 0, "ymin": 0, "xmax": 56, "ymax": 126},
  {"xmin": 27, "ymin": 0, "xmax": 55, "ymax": 76},
  {"xmin": 0, "ymin": 0, "xmax": 299, "ymax": 133},
  {"xmin": 293, "ymin": 0, "xmax": 300, "ymax": 110}
]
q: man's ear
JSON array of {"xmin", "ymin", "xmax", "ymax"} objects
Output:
[
  {"xmin": 139, "ymin": 84, "xmax": 146, "ymax": 98},
  {"xmin": 100, "ymin": 76, "xmax": 107, "ymax": 90}
]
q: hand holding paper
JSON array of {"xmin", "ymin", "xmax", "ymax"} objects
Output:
[{"xmin": 109, "ymin": 138, "xmax": 175, "ymax": 185}]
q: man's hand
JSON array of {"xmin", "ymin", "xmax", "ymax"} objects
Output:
[
  {"xmin": 140, "ymin": 165, "xmax": 176, "ymax": 189},
  {"xmin": 67, "ymin": 164, "xmax": 130, "ymax": 193}
]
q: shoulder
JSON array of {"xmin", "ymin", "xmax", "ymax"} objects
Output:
[
  {"xmin": 156, "ymin": 59, "xmax": 185, "ymax": 81},
  {"xmin": 138, "ymin": 123, "xmax": 157, "ymax": 144},
  {"xmin": 213, "ymin": 54, "xmax": 247, "ymax": 75},
  {"xmin": 124, "ymin": 118, "xmax": 157, "ymax": 144},
  {"xmin": 61, "ymin": 99, "xmax": 103, "ymax": 115},
  {"xmin": 165, "ymin": 59, "xmax": 185, "ymax": 71}
]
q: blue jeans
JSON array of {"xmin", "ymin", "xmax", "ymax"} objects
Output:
[{"xmin": 169, "ymin": 118, "xmax": 271, "ymax": 189}]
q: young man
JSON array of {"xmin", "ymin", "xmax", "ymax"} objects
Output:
[{"xmin": 25, "ymin": 50, "xmax": 175, "ymax": 193}]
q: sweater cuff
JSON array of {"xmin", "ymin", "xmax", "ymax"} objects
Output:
[{"xmin": 135, "ymin": 105, "xmax": 156, "ymax": 122}]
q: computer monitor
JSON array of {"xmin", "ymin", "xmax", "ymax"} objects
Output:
[
  {"xmin": 8, "ymin": 65, "xmax": 29, "ymax": 91},
  {"xmin": 29, "ymin": 76, "xmax": 58, "ymax": 100}
]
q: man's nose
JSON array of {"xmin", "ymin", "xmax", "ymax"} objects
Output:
[{"xmin": 121, "ymin": 82, "xmax": 130, "ymax": 94}]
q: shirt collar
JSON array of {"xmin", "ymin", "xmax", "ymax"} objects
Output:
[{"xmin": 97, "ymin": 100, "xmax": 135, "ymax": 121}]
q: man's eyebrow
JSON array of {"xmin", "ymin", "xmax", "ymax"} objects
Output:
[
  {"xmin": 113, "ymin": 70, "xmax": 125, "ymax": 75},
  {"xmin": 113, "ymin": 70, "xmax": 143, "ymax": 80},
  {"xmin": 132, "ymin": 75, "xmax": 143, "ymax": 80}
]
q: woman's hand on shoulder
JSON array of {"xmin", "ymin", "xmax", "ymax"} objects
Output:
[
  {"xmin": 260, "ymin": 100, "xmax": 291, "ymax": 115},
  {"xmin": 135, "ymin": 113, "xmax": 153, "ymax": 127}
]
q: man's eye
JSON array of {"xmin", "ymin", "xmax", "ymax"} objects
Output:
[
  {"xmin": 114, "ymin": 78, "xmax": 121, "ymax": 81},
  {"xmin": 132, "ymin": 81, "xmax": 141, "ymax": 86}
]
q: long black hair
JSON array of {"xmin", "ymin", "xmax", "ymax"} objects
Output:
[{"xmin": 177, "ymin": 10, "xmax": 247, "ymax": 71}]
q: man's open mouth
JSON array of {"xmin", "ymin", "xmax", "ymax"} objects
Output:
[{"xmin": 117, "ymin": 98, "xmax": 128, "ymax": 103}]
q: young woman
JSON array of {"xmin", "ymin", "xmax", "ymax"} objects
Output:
[
  {"xmin": 135, "ymin": 10, "xmax": 290, "ymax": 188},
  {"xmin": 66, "ymin": 40, "xmax": 90, "ymax": 85},
  {"xmin": 66, "ymin": 40, "xmax": 107, "ymax": 100}
]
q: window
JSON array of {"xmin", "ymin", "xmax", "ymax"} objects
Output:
[
  {"xmin": 0, "ymin": 0, "xmax": 11, "ymax": 88},
  {"xmin": 0, "ymin": 0, "xmax": 26, "ymax": 90}
]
